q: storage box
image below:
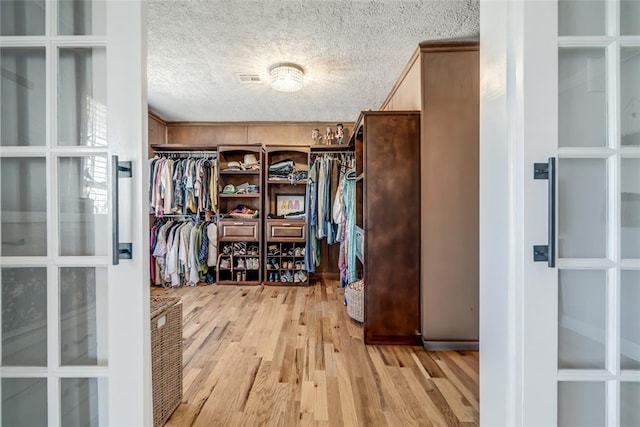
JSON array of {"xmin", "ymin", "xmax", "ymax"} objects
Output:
[{"xmin": 151, "ymin": 297, "xmax": 182, "ymax": 427}]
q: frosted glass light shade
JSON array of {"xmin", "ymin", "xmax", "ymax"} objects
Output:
[{"xmin": 269, "ymin": 63, "xmax": 303, "ymax": 92}]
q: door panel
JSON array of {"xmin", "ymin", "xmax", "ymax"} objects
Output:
[{"xmin": 0, "ymin": 1, "xmax": 147, "ymax": 425}]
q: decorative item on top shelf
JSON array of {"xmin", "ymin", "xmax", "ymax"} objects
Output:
[{"xmin": 310, "ymin": 124, "xmax": 352, "ymax": 149}]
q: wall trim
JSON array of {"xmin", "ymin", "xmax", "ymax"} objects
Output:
[{"xmin": 379, "ymin": 47, "xmax": 420, "ymax": 111}]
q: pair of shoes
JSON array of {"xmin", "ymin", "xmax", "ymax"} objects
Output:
[
  {"xmin": 233, "ymin": 242, "xmax": 246, "ymax": 255},
  {"xmin": 268, "ymin": 272, "xmax": 280, "ymax": 282},
  {"xmin": 246, "ymin": 258, "xmax": 259, "ymax": 269},
  {"xmin": 222, "ymin": 245, "xmax": 233, "ymax": 255},
  {"xmin": 294, "ymin": 271, "xmax": 307, "ymax": 283},
  {"xmin": 295, "ymin": 261, "xmax": 304, "ymax": 270},
  {"xmin": 247, "ymin": 245, "xmax": 259, "ymax": 256},
  {"xmin": 281, "ymin": 260, "xmax": 294, "ymax": 269},
  {"xmin": 268, "ymin": 244, "xmax": 280, "ymax": 255},
  {"xmin": 236, "ymin": 258, "xmax": 245, "ymax": 269},
  {"xmin": 294, "ymin": 246, "xmax": 305, "ymax": 257},
  {"xmin": 281, "ymin": 270, "xmax": 294, "ymax": 282},
  {"xmin": 218, "ymin": 255, "xmax": 231, "ymax": 270},
  {"xmin": 268, "ymin": 258, "xmax": 279, "ymax": 269}
]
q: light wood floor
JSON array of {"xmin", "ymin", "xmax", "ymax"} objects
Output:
[{"xmin": 151, "ymin": 280, "xmax": 479, "ymax": 427}]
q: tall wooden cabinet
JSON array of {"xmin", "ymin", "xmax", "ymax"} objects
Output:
[{"xmin": 354, "ymin": 111, "xmax": 422, "ymax": 345}]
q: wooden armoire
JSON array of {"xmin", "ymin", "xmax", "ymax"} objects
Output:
[{"xmin": 354, "ymin": 111, "xmax": 422, "ymax": 345}]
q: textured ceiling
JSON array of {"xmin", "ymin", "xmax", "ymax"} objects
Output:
[{"xmin": 147, "ymin": 0, "xmax": 479, "ymax": 122}]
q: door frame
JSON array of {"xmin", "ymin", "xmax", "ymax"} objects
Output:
[{"xmin": 479, "ymin": 1, "xmax": 559, "ymax": 425}]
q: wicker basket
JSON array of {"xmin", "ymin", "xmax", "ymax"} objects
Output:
[
  {"xmin": 151, "ymin": 297, "xmax": 182, "ymax": 427},
  {"xmin": 345, "ymin": 279, "xmax": 364, "ymax": 323}
]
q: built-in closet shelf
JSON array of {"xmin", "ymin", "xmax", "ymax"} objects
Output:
[
  {"xmin": 150, "ymin": 143, "xmax": 216, "ymax": 152},
  {"xmin": 220, "ymin": 169, "xmax": 261, "ymax": 175},
  {"xmin": 310, "ymin": 144, "xmax": 353, "ymax": 152},
  {"xmin": 266, "ymin": 179, "xmax": 307, "ymax": 185},
  {"xmin": 219, "ymin": 194, "xmax": 260, "ymax": 198}
]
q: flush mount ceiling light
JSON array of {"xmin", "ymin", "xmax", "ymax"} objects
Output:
[{"xmin": 269, "ymin": 63, "xmax": 304, "ymax": 92}]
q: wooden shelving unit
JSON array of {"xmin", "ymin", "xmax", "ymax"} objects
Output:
[
  {"xmin": 216, "ymin": 145, "xmax": 264, "ymax": 285},
  {"xmin": 264, "ymin": 146, "xmax": 310, "ymax": 285}
]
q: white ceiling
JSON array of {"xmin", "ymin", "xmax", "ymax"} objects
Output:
[{"xmin": 147, "ymin": 0, "xmax": 479, "ymax": 123}]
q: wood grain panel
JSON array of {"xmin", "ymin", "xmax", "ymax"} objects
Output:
[
  {"xmin": 362, "ymin": 111, "xmax": 421, "ymax": 345},
  {"xmin": 151, "ymin": 280, "xmax": 479, "ymax": 426},
  {"xmin": 165, "ymin": 122, "xmax": 353, "ymax": 147},
  {"xmin": 421, "ymin": 48, "xmax": 479, "ymax": 342}
]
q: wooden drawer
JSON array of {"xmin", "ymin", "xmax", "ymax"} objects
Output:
[
  {"xmin": 219, "ymin": 221, "xmax": 259, "ymax": 241},
  {"xmin": 267, "ymin": 220, "xmax": 306, "ymax": 242}
]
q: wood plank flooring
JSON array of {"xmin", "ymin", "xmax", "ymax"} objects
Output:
[{"xmin": 151, "ymin": 280, "xmax": 479, "ymax": 427}]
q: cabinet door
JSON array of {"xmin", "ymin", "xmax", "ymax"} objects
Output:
[{"xmin": 363, "ymin": 112, "xmax": 421, "ymax": 345}]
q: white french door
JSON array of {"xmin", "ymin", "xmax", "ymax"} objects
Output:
[
  {"xmin": 0, "ymin": 1, "xmax": 149, "ymax": 425},
  {"xmin": 481, "ymin": 0, "xmax": 640, "ymax": 425}
]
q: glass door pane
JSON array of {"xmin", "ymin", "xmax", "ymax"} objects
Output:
[
  {"xmin": 558, "ymin": 0, "xmax": 606, "ymax": 36},
  {"xmin": 558, "ymin": 270, "xmax": 606, "ymax": 369},
  {"xmin": 559, "ymin": 48, "xmax": 608, "ymax": 148},
  {"xmin": 621, "ymin": 270, "xmax": 640, "ymax": 370},
  {"xmin": 1, "ymin": 48, "xmax": 46, "ymax": 147},
  {"xmin": 621, "ymin": 158, "xmax": 640, "ymax": 258},
  {"xmin": 58, "ymin": 48, "xmax": 107, "ymax": 147},
  {"xmin": 621, "ymin": 382, "xmax": 640, "ymax": 426},
  {"xmin": 0, "ymin": 1, "xmax": 45, "ymax": 36},
  {"xmin": 61, "ymin": 378, "xmax": 103, "ymax": 426},
  {"xmin": 2, "ymin": 378, "xmax": 47, "ymax": 427},
  {"xmin": 1, "ymin": 268, "xmax": 47, "ymax": 366},
  {"xmin": 558, "ymin": 159, "xmax": 608, "ymax": 258},
  {"xmin": 621, "ymin": 48, "xmax": 640, "ymax": 147},
  {"xmin": 1, "ymin": 157, "xmax": 47, "ymax": 256},
  {"xmin": 621, "ymin": 1, "xmax": 640, "ymax": 35},
  {"xmin": 558, "ymin": 382, "xmax": 606, "ymax": 426},
  {"xmin": 58, "ymin": 0, "xmax": 106, "ymax": 35},
  {"xmin": 60, "ymin": 267, "xmax": 107, "ymax": 365},
  {"xmin": 58, "ymin": 156, "xmax": 108, "ymax": 256}
]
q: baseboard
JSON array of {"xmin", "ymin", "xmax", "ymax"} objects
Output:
[
  {"xmin": 310, "ymin": 272, "xmax": 340, "ymax": 281},
  {"xmin": 422, "ymin": 338, "xmax": 479, "ymax": 351}
]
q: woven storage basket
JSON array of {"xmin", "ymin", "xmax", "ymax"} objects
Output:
[
  {"xmin": 151, "ymin": 297, "xmax": 182, "ymax": 427},
  {"xmin": 345, "ymin": 279, "xmax": 364, "ymax": 323}
]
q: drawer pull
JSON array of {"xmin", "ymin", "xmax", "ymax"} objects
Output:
[
  {"xmin": 233, "ymin": 222, "xmax": 243, "ymax": 225},
  {"xmin": 282, "ymin": 223, "xmax": 291, "ymax": 226}
]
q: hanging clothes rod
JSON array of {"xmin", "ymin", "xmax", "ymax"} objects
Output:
[
  {"xmin": 310, "ymin": 151, "xmax": 355, "ymax": 155},
  {"xmin": 154, "ymin": 151, "xmax": 218, "ymax": 157}
]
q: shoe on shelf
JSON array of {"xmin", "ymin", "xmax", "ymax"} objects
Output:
[
  {"xmin": 267, "ymin": 244, "xmax": 280, "ymax": 255},
  {"xmin": 295, "ymin": 261, "xmax": 304, "ymax": 270},
  {"xmin": 282, "ymin": 270, "xmax": 293, "ymax": 282},
  {"xmin": 247, "ymin": 245, "xmax": 258, "ymax": 256},
  {"xmin": 295, "ymin": 246, "xmax": 305, "ymax": 257},
  {"xmin": 219, "ymin": 256, "xmax": 231, "ymax": 270},
  {"xmin": 236, "ymin": 258, "xmax": 245, "ymax": 269},
  {"xmin": 296, "ymin": 271, "xmax": 307, "ymax": 283}
]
